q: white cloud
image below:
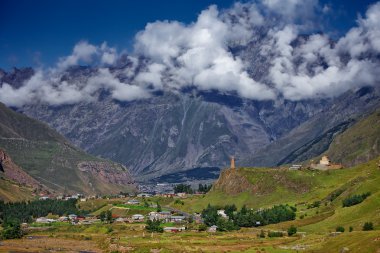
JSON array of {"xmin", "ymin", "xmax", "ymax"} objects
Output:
[{"xmin": 1, "ymin": 1, "xmax": 380, "ymax": 107}]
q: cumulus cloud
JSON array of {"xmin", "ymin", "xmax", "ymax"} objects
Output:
[
  {"xmin": 1, "ymin": 0, "xmax": 380, "ymax": 107},
  {"xmin": 57, "ymin": 41, "xmax": 118, "ymax": 70},
  {"xmin": 265, "ymin": 2, "xmax": 380, "ymax": 100}
]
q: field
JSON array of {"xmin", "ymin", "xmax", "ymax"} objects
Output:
[{"xmin": 0, "ymin": 222, "xmax": 379, "ymax": 253}]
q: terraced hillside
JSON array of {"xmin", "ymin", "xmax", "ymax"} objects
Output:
[{"xmin": 0, "ymin": 103, "xmax": 135, "ymax": 196}]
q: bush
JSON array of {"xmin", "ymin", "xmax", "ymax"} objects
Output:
[
  {"xmin": 198, "ymin": 224, "xmax": 207, "ymax": 231},
  {"xmin": 258, "ymin": 230, "xmax": 265, "ymax": 238},
  {"xmin": 349, "ymin": 226, "xmax": 353, "ymax": 232},
  {"xmin": 342, "ymin": 192, "xmax": 371, "ymax": 207},
  {"xmin": 146, "ymin": 219, "xmax": 163, "ymax": 233},
  {"xmin": 1, "ymin": 219, "xmax": 23, "ymax": 239},
  {"xmin": 287, "ymin": 225, "xmax": 297, "ymax": 236},
  {"xmin": 268, "ymin": 231, "xmax": 283, "ymax": 237},
  {"xmin": 336, "ymin": 226, "xmax": 345, "ymax": 232},
  {"xmin": 362, "ymin": 222, "xmax": 374, "ymax": 231}
]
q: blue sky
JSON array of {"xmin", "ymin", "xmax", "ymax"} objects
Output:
[{"xmin": 0, "ymin": 0, "xmax": 378, "ymax": 70}]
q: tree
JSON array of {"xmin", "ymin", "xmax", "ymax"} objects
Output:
[
  {"xmin": 146, "ymin": 219, "xmax": 163, "ymax": 233},
  {"xmin": 287, "ymin": 225, "xmax": 297, "ymax": 236},
  {"xmin": 99, "ymin": 211, "xmax": 106, "ymax": 222},
  {"xmin": 258, "ymin": 230, "xmax": 265, "ymax": 238},
  {"xmin": 106, "ymin": 210, "xmax": 113, "ymax": 223},
  {"xmin": 362, "ymin": 222, "xmax": 374, "ymax": 231},
  {"xmin": 156, "ymin": 202, "xmax": 162, "ymax": 212},
  {"xmin": 1, "ymin": 219, "xmax": 23, "ymax": 239},
  {"xmin": 198, "ymin": 223, "xmax": 207, "ymax": 231},
  {"xmin": 336, "ymin": 226, "xmax": 345, "ymax": 232}
]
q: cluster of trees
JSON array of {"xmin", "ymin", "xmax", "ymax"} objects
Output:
[
  {"xmin": 173, "ymin": 183, "xmax": 212, "ymax": 194},
  {"xmin": 0, "ymin": 199, "xmax": 80, "ymax": 225},
  {"xmin": 0, "ymin": 199, "xmax": 82, "ymax": 239},
  {"xmin": 1, "ymin": 219, "xmax": 23, "ymax": 239},
  {"xmin": 145, "ymin": 219, "xmax": 163, "ymax": 232},
  {"xmin": 342, "ymin": 192, "xmax": 371, "ymax": 207},
  {"xmin": 336, "ymin": 222, "xmax": 374, "ymax": 232},
  {"xmin": 198, "ymin": 184, "xmax": 212, "ymax": 193},
  {"xmin": 173, "ymin": 184, "xmax": 193, "ymax": 194},
  {"xmin": 99, "ymin": 210, "xmax": 113, "ymax": 223},
  {"xmin": 307, "ymin": 201, "xmax": 321, "ymax": 209},
  {"xmin": 201, "ymin": 204, "xmax": 296, "ymax": 231}
]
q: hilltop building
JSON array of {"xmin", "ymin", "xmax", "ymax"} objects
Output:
[
  {"xmin": 230, "ymin": 156, "xmax": 235, "ymax": 170},
  {"xmin": 320, "ymin": 155, "xmax": 331, "ymax": 166},
  {"xmin": 310, "ymin": 155, "xmax": 342, "ymax": 170}
]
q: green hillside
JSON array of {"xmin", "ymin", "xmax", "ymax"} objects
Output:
[
  {"xmin": 327, "ymin": 109, "xmax": 380, "ymax": 167},
  {"xmin": 0, "ymin": 178, "xmax": 35, "ymax": 202},
  {"xmin": 0, "ymin": 103, "xmax": 135, "ymax": 196}
]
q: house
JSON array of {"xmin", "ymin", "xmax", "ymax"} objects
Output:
[
  {"xmin": 132, "ymin": 214, "xmax": 145, "ymax": 221},
  {"xmin": 68, "ymin": 214, "xmax": 78, "ymax": 220},
  {"xmin": 36, "ymin": 217, "xmax": 56, "ymax": 223},
  {"xmin": 320, "ymin": 155, "xmax": 330, "ymax": 165},
  {"xmin": 208, "ymin": 225, "xmax": 218, "ymax": 232},
  {"xmin": 36, "ymin": 217, "xmax": 49, "ymax": 223},
  {"xmin": 137, "ymin": 193, "xmax": 152, "ymax": 198},
  {"xmin": 169, "ymin": 216, "xmax": 186, "ymax": 223},
  {"xmin": 289, "ymin": 164, "xmax": 302, "ymax": 170},
  {"xmin": 176, "ymin": 192, "xmax": 186, "ymax": 198},
  {"xmin": 58, "ymin": 216, "xmax": 69, "ymax": 222},
  {"xmin": 159, "ymin": 211, "xmax": 171, "ymax": 220},
  {"xmin": 127, "ymin": 199, "xmax": 140, "ymax": 205},
  {"xmin": 163, "ymin": 226, "xmax": 186, "ymax": 232},
  {"xmin": 115, "ymin": 217, "xmax": 126, "ymax": 223},
  {"xmin": 148, "ymin": 211, "xmax": 159, "ymax": 221},
  {"xmin": 217, "ymin": 210, "xmax": 228, "ymax": 219}
]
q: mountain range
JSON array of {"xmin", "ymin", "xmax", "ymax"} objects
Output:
[{"xmin": 1, "ymin": 66, "xmax": 379, "ymax": 183}]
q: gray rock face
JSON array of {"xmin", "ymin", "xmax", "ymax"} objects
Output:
[{"xmin": 16, "ymin": 85, "xmax": 328, "ymax": 181}]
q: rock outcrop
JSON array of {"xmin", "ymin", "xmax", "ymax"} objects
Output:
[{"xmin": 0, "ymin": 148, "xmax": 44, "ymax": 189}]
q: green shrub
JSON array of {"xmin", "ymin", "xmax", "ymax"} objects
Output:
[
  {"xmin": 287, "ymin": 225, "xmax": 297, "ymax": 236},
  {"xmin": 1, "ymin": 219, "xmax": 23, "ymax": 239},
  {"xmin": 362, "ymin": 222, "xmax": 374, "ymax": 231},
  {"xmin": 336, "ymin": 226, "xmax": 345, "ymax": 232},
  {"xmin": 268, "ymin": 231, "xmax": 283, "ymax": 237},
  {"xmin": 342, "ymin": 192, "xmax": 371, "ymax": 207},
  {"xmin": 349, "ymin": 226, "xmax": 353, "ymax": 232},
  {"xmin": 198, "ymin": 224, "xmax": 207, "ymax": 231}
]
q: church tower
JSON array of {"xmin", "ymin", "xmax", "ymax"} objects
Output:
[{"xmin": 230, "ymin": 156, "xmax": 235, "ymax": 170}]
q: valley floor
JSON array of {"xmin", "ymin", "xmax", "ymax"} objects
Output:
[{"xmin": 0, "ymin": 223, "xmax": 379, "ymax": 252}]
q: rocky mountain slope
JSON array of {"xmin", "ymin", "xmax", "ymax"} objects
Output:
[
  {"xmin": 0, "ymin": 102, "xmax": 135, "ymax": 195},
  {"xmin": 326, "ymin": 108, "xmax": 380, "ymax": 167},
  {"xmin": 2, "ymin": 67, "xmax": 380, "ymax": 182},
  {"xmin": 0, "ymin": 148, "xmax": 44, "ymax": 202},
  {"xmin": 241, "ymin": 86, "xmax": 380, "ymax": 167}
]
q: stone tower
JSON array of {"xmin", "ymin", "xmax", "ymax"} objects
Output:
[{"xmin": 230, "ymin": 156, "xmax": 235, "ymax": 170}]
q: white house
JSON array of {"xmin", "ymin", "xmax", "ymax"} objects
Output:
[
  {"xmin": 208, "ymin": 225, "xmax": 218, "ymax": 232},
  {"xmin": 68, "ymin": 214, "xmax": 78, "ymax": 220},
  {"xmin": 132, "ymin": 214, "xmax": 145, "ymax": 220},
  {"xmin": 163, "ymin": 226, "xmax": 186, "ymax": 232},
  {"xmin": 127, "ymin": 199, "xmax": 140, "ymax": 205},
  {"xmin": 169, "ymin": 216, "xmax": 186, "ymax": 223}
]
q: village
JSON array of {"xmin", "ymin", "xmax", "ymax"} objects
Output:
[{"xmin": 30, "ymin": 155, "xmax": 347, "ymax": 234}]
